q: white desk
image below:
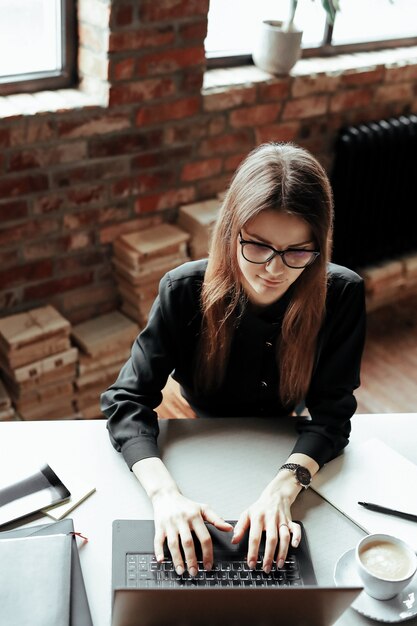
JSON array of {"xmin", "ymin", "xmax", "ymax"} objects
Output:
[{"xmin": 0, "ymin": 414, "xmax": 416, "ymax": 626}]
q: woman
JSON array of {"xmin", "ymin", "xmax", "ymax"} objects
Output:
[{"xmin": 101, "ymin": 142, "xmax": 366, "ymax": 578}]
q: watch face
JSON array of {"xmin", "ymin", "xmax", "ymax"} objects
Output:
[{"xmin": 295, "ymin": 466, "xmax": 311, "ymax": 486}]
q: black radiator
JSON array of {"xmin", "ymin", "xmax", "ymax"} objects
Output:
[{"xmin": 330, "ymin": 114, "xmax": 417, "ymax": 270}]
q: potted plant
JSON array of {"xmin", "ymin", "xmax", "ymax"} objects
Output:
[{"xmin": 253, "ymin": 0, "xmax": 339, "ymax": 75}]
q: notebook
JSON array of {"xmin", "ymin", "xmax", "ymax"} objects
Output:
[
  {"xmin": 312, "ymin": 438, "xmax": 417, "ymax": 551},
  {"xmin": 111, "ymin": 519, "xmax": 362, "ymax": 626},
  {"xmin": 0, "ymin": 519, "xmax": 93, "ymax": 626}
]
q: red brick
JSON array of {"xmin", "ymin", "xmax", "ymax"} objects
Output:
[
  {"xmin": 7, "ymin": 141, "xmax": 87, "ymax": 173},
  {"xmin": 109, "ymin": 77, "xmax": 175, "ymax": 106},
  {"xmin": 110, "ymin": 57, "xmax": 135, "ymax": 81},
  {"xmin": 330, "ymin": 88, "xmax": 373, "ymax": 112},
  {"xmin": 51, "ymin": 159, "xmax": 130, "ymax": 187},
  {"xmin": 229, "ymin": 104, "xmax": 281, "ymax": 128},
  {"xmin": 66, "ymin": 185, "xmax": 107, "ymax": 208},
  {"xmin": 224, "ymin": 152, "xmax": 247, "ymax": 172},
  {"xmin": 341, "ymin": 67, "xmax": 385, "ymax": 87},
  {"xmin": 0, "ymin": 200, "xmax": 29, "ymax": 222},
  {"xmin": 112, "ymin": 2, "xmax": 134, "ymax": 27},
  {"xmin": 181, "ymin": 158, "xmax": 222, "ymax": 182},
  {"xmin": 197, "ymin": 174, "xmax": 231, "ymax": 198},
  {"xmin": 112, "ymin": 178, "xmax": 132, "ymax": 198},
  {"xmin": 0, "ymin": 259, "xmax": 53, "ymax": 290},
  {"xmin": 136, "ymin": 97, "xmax": 201, "ymax": 126},
  {"xmin": 375, "ymin": 83, "xmax": 414, "ymax": 103},
  {"xmin": 179, "ymin": 69, "xmax": 204, "ymax": 93},
  {"xmin": 0, "ymin": 219, "xmax": 59, "ymax": 246},
  {"xmin": 89, "ymin": 130, "xmax": 163, "ymax": 158},
  {"xmin": 163, "ymin": 119, "xmax": 209, "ymax": 144},
  {"xmin": 136, "ymin": 47, "xmax": 205, "ymax": 76},
  {"xmin": 23, "ymin": 235, "xmax": 93, "ymax": 261},
  {"xmin": 258, "ymin": 79, "xmax": 291, "ymax": 101},
  {"xmin": 0, "ymin": 249, "xmax": 19, "ymax": 269},
  {"xmin": 63, "ymin": 209, "xmax": 101, "ymax": 230},
  {"xmin": 199, "ymin": 131, "xmax": 253, "ymax": 157},
  {"xmin": 291, "ymin": 74, "xmax": 340, "ymax": 98},
  {"xmin": 9, "ymin": 120, "xmax": 55, "ymax": 146},
  {"xmin": 140, "ymin": 0, "xmax": 209, "ymax": 22},
  {"xmin": 135, "ymin": 187, "xmax": 196, "ymax": 213},
  {"xmin": 133, "ymin": 169, "xmax": 176, "ymax": 194},
  {"xmin": 0, "ymin": 173, "xmax": 49, "ymax": 197},
  {"xmin": 179, "ymin": 20, "xmax": 208, "ymax": 42},
  {"xmin": 32, "ymin": 194, "xmax": 65, "ymax": 215},
  {"xmin": 109, "ymin": 26, "xmax": 174, "ymax": 52},
  {"xmin": 56, "ymin": 113, "xmax": 131, "ymax": 138},
  {"xmin": 385, "ymin": 63, "xmax": 417, "ymax": 83},
  {"xmin": 55, "ymin": 250, "xmax": 106, "ymax": 274},
  {"xmin": 24, "ymin": 273, "xmax": 94, "ymax": 300},
  {"xmin": 0, "ymin": 128, "xmax": 10, "ymax": 148},
  {"xmin": 283, "ymin": 95, "xmax": 328, "ymax": 120},
  {"xmin": 131, "ymin": 146, "xmax": 193, "ymax": 169},
  {"xmin": 255, "ymin": 122, "xmax": 300, "ymax": 144},
  {"xmin": 203, "ymin": 87, "xmax": 257, "ymax": 112},
  {"xmin": 97, "ymin": 203, "xmax": 132, "ymax": 224},
  {"xmin": 208, "ymin": 116, "xmax": 226, "ymax": 136}
]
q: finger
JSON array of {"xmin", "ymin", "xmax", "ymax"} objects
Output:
[
  {"xmin": 262, "ymin": 524, "xmax": 278, "ymax": 574},
  {"xmin": 201, "ymin": 505, "xmax": 234, "ymax": 532},
  {"xmin": 166, "ymin": 531, "xmax": 185, "ymax": 576},
  {"xmin": 192, "ymin": 518, "xmax": 214, "ymax": 571},
  {"xmin": 231, "ymin": 511, "xmax": 250, "ymax": 544},
  {"xmin": 154, "ymin": 527, "xmax": 166, "ymax": 563},
  {"xmin": 247, "ymin": 520, "xmax": 263, "ymax": 570},
  {"xmin": 289, "ymin": 520, "xmax": 302, "ymax": 548},
  {"xmin": 179, "ymin": 525, "xmax": 198, "ymax": 577},
  {"xmin": 276, "ymin": 523, "xmax": 291, "ymax": 568}
]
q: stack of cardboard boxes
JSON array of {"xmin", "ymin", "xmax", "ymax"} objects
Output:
[
  {"xmin": 0, "ymin": 306, "xmax": 77, "ymax": 420},
  {"xmin": 177, "ymin": 198, "xmax": 221, "ymax": 260},
  {"xmin": 0, "ymin": 378, "xmax": 15, "ymax": 421},
  {"xmin": 112, "ymin": 223, "xmax": 190, "ymax": 325},
  {"xmin": 72, "ymin": 311, "xmax": 139, "ymax": 419}
]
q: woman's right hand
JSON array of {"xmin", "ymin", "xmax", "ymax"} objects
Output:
[{"xmin": 151, "ymin": 489, "xmax": 233, "ymax": 576}]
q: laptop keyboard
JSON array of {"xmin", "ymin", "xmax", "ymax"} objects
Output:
[{"xmin": 126, "ymin": 554, "xmax": 303, "ymax": 588}]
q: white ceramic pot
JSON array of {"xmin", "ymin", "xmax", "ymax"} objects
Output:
[{"xmin": 253, "ymin": 20, "xmax": 303, "ymax": 75}]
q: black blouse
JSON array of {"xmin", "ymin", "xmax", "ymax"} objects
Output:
[{"xmin": 101, "ymin": 259, "xmax": 366, "ymax": 469}]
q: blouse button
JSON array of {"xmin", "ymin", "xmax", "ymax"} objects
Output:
[
  {"xmin": 260, "ymin": 381, "xmax": 268, "ymax": 388},
  {"xmin": 265, "ymin": 341, "xmax": 273, "ymax": 348}
]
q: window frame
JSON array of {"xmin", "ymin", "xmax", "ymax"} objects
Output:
[{"xmin": 0, "ymin": 0, "xmax": 77, "ymax": 97}]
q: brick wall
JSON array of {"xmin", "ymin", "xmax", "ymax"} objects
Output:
[{"xmin": 0, "ymin": 0, "xmax": 416, "ymax": 323}]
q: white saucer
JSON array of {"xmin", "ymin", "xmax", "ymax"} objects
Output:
[{"xmin": 334, "ymin": 549, "xmax": 417, "ymax": 623}]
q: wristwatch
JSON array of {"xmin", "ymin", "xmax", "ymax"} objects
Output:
[{"xmin": 279, "ymin": 463, "xmax": 312, "ymax": 489}]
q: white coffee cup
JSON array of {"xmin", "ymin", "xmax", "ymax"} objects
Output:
[{"xmin": 356, "ymin": 533, "xmax": 417, "ymax": 600}]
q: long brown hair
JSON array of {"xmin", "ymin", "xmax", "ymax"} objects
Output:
[{"xmin": 196, "ymin": 142, "xmax": 333, "ymax": 406}]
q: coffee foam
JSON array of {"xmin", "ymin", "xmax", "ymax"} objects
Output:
[{"xmin": 359, "ymin": 540, "xmax": 412, "ymax": 581}]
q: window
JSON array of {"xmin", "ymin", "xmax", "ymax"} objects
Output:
[
  {"xmin": 205, "ymin": 0, "xmax": 417, "ymax": 67},
  {"xmin": 0, "ymin": 0, "xmax": 77, "ymax": 96}
]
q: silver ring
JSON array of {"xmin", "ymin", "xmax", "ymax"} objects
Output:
[{"xmin": 279, "ymin": 523, "xmax": 289, "ymax": 530}]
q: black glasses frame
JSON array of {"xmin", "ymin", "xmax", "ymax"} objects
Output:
[{"xmin": 239, "ymin": 232, "xmax": 320, "ymax": 269}]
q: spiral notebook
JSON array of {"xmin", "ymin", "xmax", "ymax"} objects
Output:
[{"xmin": 312, "ymin": 438, "xmax": 417, "ymax": 552}]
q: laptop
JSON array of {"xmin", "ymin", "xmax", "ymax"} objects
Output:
[{"xmin": 112, "ymin": 519, "xmax": 362, "ymax": 626}]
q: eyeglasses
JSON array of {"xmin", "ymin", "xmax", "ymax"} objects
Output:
[{"xmin": 239, "ymin": 232, "xmax": 320, "ymax": 269}]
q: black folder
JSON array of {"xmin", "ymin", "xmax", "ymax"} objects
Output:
[{"xmin": 0, "ymin": 518, "xmax": 92, "ymax": 626}]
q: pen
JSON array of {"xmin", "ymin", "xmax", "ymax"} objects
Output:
[{"xmin": 358, "ymin": 501, "xmax": 417, "ymax": 523}]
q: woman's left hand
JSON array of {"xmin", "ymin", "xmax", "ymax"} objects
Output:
[{"xmin": 231, "ymin": 471, "xmax": 302, "ymax": 573}]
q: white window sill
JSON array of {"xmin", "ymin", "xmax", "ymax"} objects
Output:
[{"xmin": 203, "ymin": 45, "xmax": 417, "ymax": 92}]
